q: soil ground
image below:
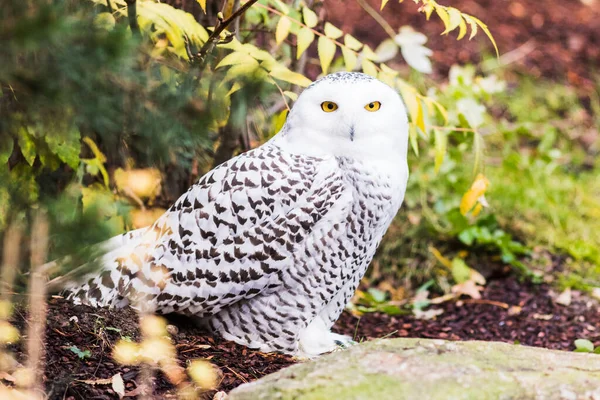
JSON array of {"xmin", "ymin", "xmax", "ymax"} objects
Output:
[{"xmin": 8, "ymin": 275, "xmax": 599, "ymax": 399}]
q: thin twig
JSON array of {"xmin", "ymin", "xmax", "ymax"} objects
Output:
[
  {"xmin": 195, "ymin": 0, "xmax": 260, "ymax": 71},
  {"xmin": 355, "ymin": 0, "xmax": 396, "ymax": 39}
]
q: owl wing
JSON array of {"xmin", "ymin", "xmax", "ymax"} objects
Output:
[{"xmin": 74, "ymin": 144, "xmax": 353, "ymax": 315}]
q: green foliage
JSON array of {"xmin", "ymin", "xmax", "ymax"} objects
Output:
[
  {"xmin": 574, "ymin": 339, "xmax": 600, "ymax": 354},
  {"xmin": 68, "ymin": 345, "xmax": 92, "ymax": 359}
]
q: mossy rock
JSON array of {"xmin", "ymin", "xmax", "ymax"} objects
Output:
[{"xmin": 229, "ymin": 338, "xmax": 600, "ymax": 400}]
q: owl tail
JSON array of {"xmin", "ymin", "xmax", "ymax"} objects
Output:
[{"xmin": 55, "ymin": 227, "xmax": 148, "ymax": 308}]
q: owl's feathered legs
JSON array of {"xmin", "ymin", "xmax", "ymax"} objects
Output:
[{"xmin": 296, "ymin": 316, "xmax": 356, "ymax": 358}]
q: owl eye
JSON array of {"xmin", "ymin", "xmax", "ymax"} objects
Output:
[
  {"xmin": 321, "ymin": 101, "xmax": 338, "ymax": 112},
  {"xmin": 365, "ymin": 101, "xmax": 381, "ymax": 112}
]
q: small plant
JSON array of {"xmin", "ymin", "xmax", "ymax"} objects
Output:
[
  {"xmin": 68, "ymin": 346, "xmax": 91, "ymax": 360},
  {"xmin": 574, "ymin": 339, "xmax": 600, "ymax": 354}
]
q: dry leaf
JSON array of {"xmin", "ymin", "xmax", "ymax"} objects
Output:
[
  {"xmin": 413, "ymin": 308, "xmax": 444, "ymax": 320},
  {"xmin": 555, "ymin": 288, "xmax": 572, "ymax": 306},
  {"xmin": 111, "ymin": 373, "xmax": 125, "ymax": 398},
  {"xmin": 451, "ymin": 280, "xmax": 484, "ymax": 299},
  {"xmin": 532, "ymin": 313, "xmax": 553, "ymax": 320}
]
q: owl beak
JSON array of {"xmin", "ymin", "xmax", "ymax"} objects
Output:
[{"xmin": 349, "ymin": 125, "xmax": 355, "ymax": 141}]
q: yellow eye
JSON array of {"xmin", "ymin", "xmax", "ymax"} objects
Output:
[
  {"xmin": 321, "ymin": 101, "xmax": 338, "ymax": 112},
  {"xmin": 365, "ymin": 101, "xmax": 381, "ymax": 112}
]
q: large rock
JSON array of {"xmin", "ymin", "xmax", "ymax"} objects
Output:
[{"xmin": 229, "ymin": 338, "xmax": 600, "ymax": 400}]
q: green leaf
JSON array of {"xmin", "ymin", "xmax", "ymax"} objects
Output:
[
  {"xmin": 17, "ymin": 128, "xmax": 36, "ymax": 166},
  {"xmin": 574, "ymin": 339, "xmax": 594, "ymax": 353},
  {"xmin": 324, "ymin": 22, "xmax": 343, "ymax": 40},
  {"xmin": 434, "ymin": 128, "xmax": 447, "ymax": 174},
  {"xmin": 451, "ymin": 258, "xmax": 471, "ymax": 284},
  {"xmin": 45, "ymin": 126, "xmax": 81, "ymax": 170},
  {"xmin": 367, "ymin": 288, "xmax": 387, "ymax": 303},
  {"xmin": 317, "ymin": 36, "xmax": 336, "ymax": 74},
  {"xmin": 302, "ymin": 6, "xmax": 318, "ymax": 28},
  {"xmin": 269, "ymin": 67, "xmax": 312, "ymax": 87},
  {"xmin": 473, "ymin": 131, "xmax": 484, "ymax": 176},
  {"xmin": 296, "ymin": 27, "xmax": 315, "ymax": 59},
  {"xmin": 275, "ymin": 16, "xmax": 292, "ymax": 45},
  {"xmin": 69, "ymin": 345, "xmax": 91, "ymax": 359},
  {"xmin": 409, "ymin": 124, "xmax": 419, "ymax": 156},
  {"xmin": 0, "ymin": 135, "xmax": 13, "ymax": 165}
]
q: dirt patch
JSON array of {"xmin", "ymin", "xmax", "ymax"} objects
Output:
[
  {"xmin": 335, "ymin": 276, "xmax": 600, "ymax": 350},
  {"xmin": 6, "ymin": 275, "xmax": 599, "ymax": 398}
]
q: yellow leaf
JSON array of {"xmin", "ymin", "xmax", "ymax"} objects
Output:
[
  {"xmin": 460, "ymin": 173, "xmax": 490, "ymax": 216},
  {"xmin": 269, "ymin": 67, "xmax": 312, "ymax": 87},
  {"xmin": 302, "ymin": 6, "xmax": 318, "ymax": 28},
  {"xmin": 463, "ymin": 15, "xmax": 478, "ymax": 40},
  {"xmin": 275, "ymin": 16, "xmax": 292, "ymax": 44},
  {"xmin": 273, "ymin": 109, "xmax": 288, "ymax": 133},
  {"xmin": 429, "ymin": 246, "xmax": 452, "ymax": 268},
  {"xmin": 380, "ymin": 0, "xmax": 390, "ymax": 10},
  {"xmin": 421, "ymin": 3, "xmax": 434, "ymax": 19},
  {"xmin": 379, "ymin": 63, "xmax": 399, "ymax": 75},
  {"xmin": 444, "ymin": 8, "xmax": 463, "ymax": 34},
  {"xmin": 223, "ymin": 60, "xmax": 262, "ymax": 82},
  {"xmin": 283, "ymin": 91, "xmax": 298, "ymax": 101},
  {"xmin": 341, "ymin": 47, "xmax": 358, "ymax": 71},
  {"xmin": 196, "ymin": 0, "xmax": 206, "ymax": 14},
  {"xmin": 361, "ymin": 59, "xmax": 378, "ymax": 77},
  {"xmin": 324, "ymin": 22, "xmax": 343, "ymax": 40},
  {"xmin": 222, "ymin": 0, "xmax": 235, "ymax": 18},
  {"xmin": 457, "ymin": 16, "xmax": 467, "ymax": 40},
  {"xmin": 435, "ymin": 7, "xmax": 451, "ymax": 35},
  {"xmin": 344, "ymin": 33, "xmax": 363, "ymax": 51},
  {"xmin": 216, "ymin": 51, "xmax": 257, "ymax": 68},
  {"xmin": 471, "ymin": 16, "xmax": 499, "ymax": 57},
  {"xmin": 317, "ymin": 36, "xmax": 336, "ymax": 74},
  {"xmin": 361, "ymin": 44, "xmax": 378, "ymax": 60},
  {"xmin": 409, "ymin": 124, "xmax": 419, "ymax": 156},
  {"xmin": 432, "ymin": 99, "xmax": 449, "ymax": 124},
  {"xmin": 415, "ymin": 98, "xmax": 425, "ymax": 133},
  {"xmin": 398, "ymin": 84, "xmax": 419, "ymax": 128},
  {"xmin": 434, "ymin": 129, "xmax": 447, "ymax": 173},
  {"xmin": 473, "ymin": 131, "xmax": 484, "ymax": 175},
  {"xmin": 296, "ymin": 27, "xmax": 315, "ymax": 59}
]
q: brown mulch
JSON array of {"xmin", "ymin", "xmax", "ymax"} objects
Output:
[
  {"xmin": 324, "ymin": 0, "xmax": 600, "ymax": 88},
  {"xmin": 6, "ymin": 275, "xmax": 600, "ymax": 399}
]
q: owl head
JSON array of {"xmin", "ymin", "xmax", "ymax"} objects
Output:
[{"xmin": 274, "ymin": 72, "xmax": 409, "ymax": 166}]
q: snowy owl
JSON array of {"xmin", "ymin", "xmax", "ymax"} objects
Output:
[{"xmin": 67, "ymin": 72, "xmax": 409, "ymax": 357}]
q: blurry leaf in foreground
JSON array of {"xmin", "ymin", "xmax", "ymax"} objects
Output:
[
  {"xmin": 394, "ymin": 27, "xmax": 433, "ymax": 74},
  {"xmin": 460, "ymin": 173, "xmax": 490, "ymax": 216},
  {"xmin": 573, "ymin": 339, "xmax": 594, "ymax": 353}
]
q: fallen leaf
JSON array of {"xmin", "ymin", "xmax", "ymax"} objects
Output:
[
  {"xmin": 555, "ymin": 288, "xmax": 572, "ymax": 306},
  {"xmin": 532, "ymin": 313, "xmax": 553, "ymax": 320},
  {"xmin": 112, "ymin": 373, "xmax": 125, "ymax": 398},
  {"xmin": 413, "ymin": 308, "xmax": 444, "ymax": 320},
  {"xmin": 213, "ymin": 391, "xmax": 229, "ymax": 400},
  {"xmin": 451, "ymin": 280, "xmax": 484, "ymax": 299}
]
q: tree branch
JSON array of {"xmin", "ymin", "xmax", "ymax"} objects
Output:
[
  {"xmin": 124, "ymin": 0, "xmax": 140, "ymax": 36},
  {"xmin": 195, "ymin": 0, "xmax": 259, "ymax": 71}
]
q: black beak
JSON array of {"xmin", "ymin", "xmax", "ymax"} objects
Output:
[{"xmin": 349, "ymin": 125, "xmax": 355, "ymax": 141}]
